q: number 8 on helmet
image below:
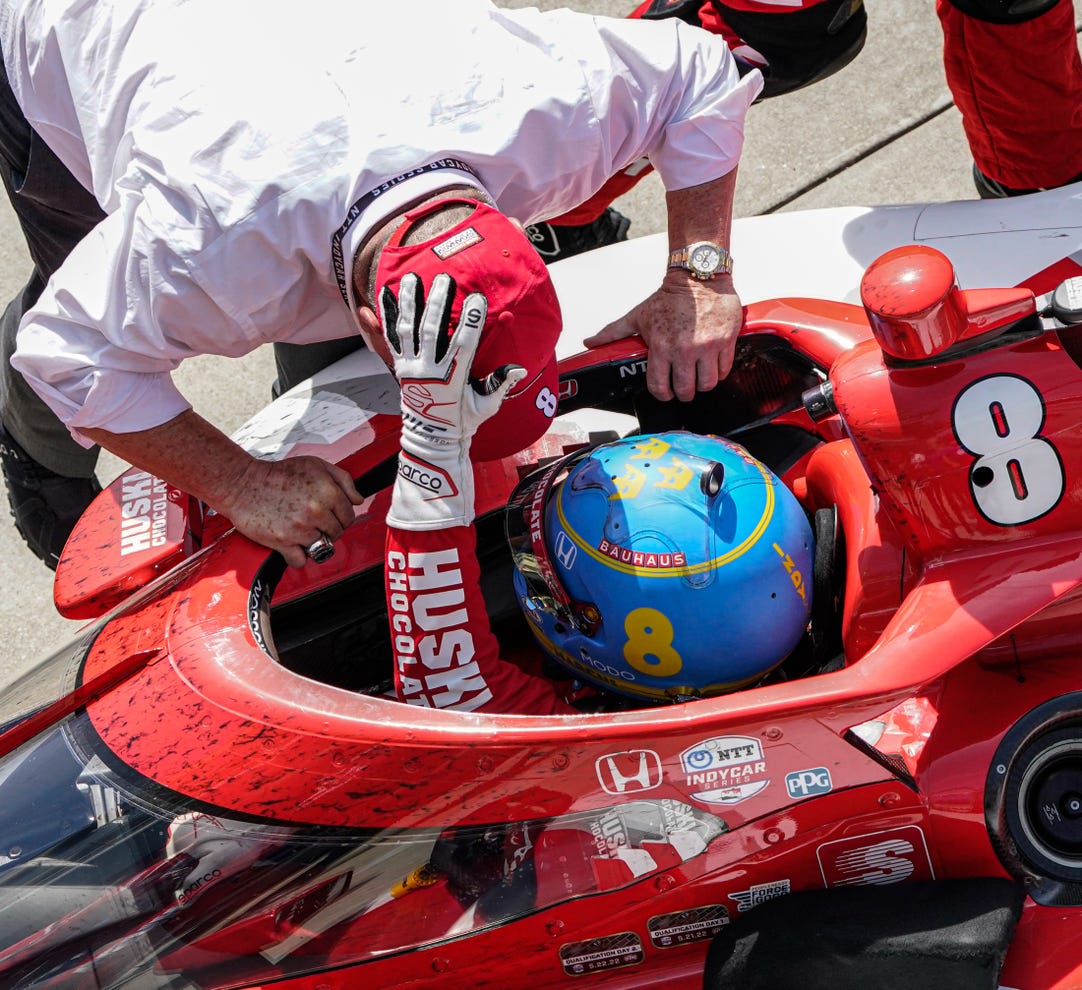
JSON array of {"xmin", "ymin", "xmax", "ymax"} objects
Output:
[{"xmin": 505, "ymin": 432, "xmax": 814, "ymax": 702}]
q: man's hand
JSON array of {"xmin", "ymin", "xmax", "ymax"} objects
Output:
[
  {"xmin": 584, "ymin": 272, "xmax": 743, "ymax": 402},
  {"xmin": 220, "ymin": 455, "xmax": 362, "ymax": 568},
  {"xmin": 584, "ymin": 169, "xmax": 744, "ymax": 402},
  {"xmin": 83, "ymin": 411, "xmax": 364, "ymax": 568},
  {"xmin": 379, "ymin": 271, "xmax": 524, "ymax": 530}
]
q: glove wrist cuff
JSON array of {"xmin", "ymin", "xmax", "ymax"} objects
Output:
[{"xmin": 387, "ymin": 442, "xmax": 475, "ymax": 531}]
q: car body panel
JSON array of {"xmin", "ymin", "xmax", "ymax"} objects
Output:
[{"xmin": 5, "ymin": 183, "xmax": 1082, "ymax": 988}]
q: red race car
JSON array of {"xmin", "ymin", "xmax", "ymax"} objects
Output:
[{"xmin": 1, "ymin": 187, "xmax": 1082, "ymax": 989}]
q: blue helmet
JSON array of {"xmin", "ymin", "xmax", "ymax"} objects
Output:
[{"xmin": 506, "ymin": 432, "xmax": 813, "ymax": 702}]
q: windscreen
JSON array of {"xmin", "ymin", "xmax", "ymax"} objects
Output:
[{"xmin": 0, "ymin": 713, "xmax": 725, "ymax": 989}]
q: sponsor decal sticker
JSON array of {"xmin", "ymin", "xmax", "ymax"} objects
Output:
[
  {"xmin": 597, "ymin": 539, "xmax": 687, "ymax": 570},
  {"xmin": 773, "ymin": 542, "xmax": 809, "ymax": 604},
  {"xmin": 247, "ymin": 577, "xmax": 271, "ymax": 655},
  {"xmin": 119, "ymin": 471, "xmax": 171, "ymax": 555},
  {"xmin": 397, "ymin": 451, "xmax": 458, "ymax": 500},
  {"xmin": 554, "ymin": 531, "xmax": 577, "ymax": 569},
  {"xmin": 595, "ymin": 750, "xmax": 663, "ymax": 795},
  {"xmin": 728, "ymin": 879, "xmax": 791, "ymax": 913},
  {"xmin": 432, "ymin": 226, "xmax": 483, "ymax": 260},
  {"xmin": 560, "ymin": 933, "xmax": 645, "ymax": 976},
  {"xmin": 817, "ymin": 826, "xmax": 935, "ymax": 887},
  {"xmin": 681, "ymin": 735, "xmax": 770, "ymax": 805},
  {"xmin": 648, "ymin": 905, "xmax": 729, "ymax": 948},
  {"xmin": 785, "ymin": 766, "xmax": 833, "ymax": 799}
]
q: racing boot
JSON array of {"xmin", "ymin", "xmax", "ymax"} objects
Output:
[
  {"xmin": 525, "ymin": 207, "xmax": 631, "ymax": 264},
  {"xmin": 0, "ymin": 423, "xmax": 101, "ymax": 569}
]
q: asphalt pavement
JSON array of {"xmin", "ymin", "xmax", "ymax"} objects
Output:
[{"xmin": 1, "ymin": 0, "xmax": 1078, "ymax": 682}]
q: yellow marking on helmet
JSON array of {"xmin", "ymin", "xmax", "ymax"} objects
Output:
[
  {"xmin": 525, "ymin": 620, "xmax": 770, "ymax": 700},
  {"xmin": 556, "ymin": 458, "xmax": 777, "ymax": 577},
  {"xmin": 612, "ymin": 462, "xmax": 648, "ymax": 500},
  {"xmin": 628, "ymin": 436, "xmax": 671, "ymax": 460},
  {"xmin": 655, "ymin": 456, "xmax": 694, "ymax": 491}
]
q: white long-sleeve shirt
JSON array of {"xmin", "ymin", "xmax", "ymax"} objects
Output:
[{"xmin": 2, "ymin": 0, "xmax": 760, "ymax": 442}]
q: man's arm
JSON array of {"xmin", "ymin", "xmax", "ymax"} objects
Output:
[
  {"xmin": 583, "ymin": 170, "xmax": 743, "ymax": 402},
  {"xmin": 556, "ymin": 10, "xmax": 758, "ymax": 403},
  {"xmin": 82, "ymin": 410, "xmax": 362, "ymax": 567}
]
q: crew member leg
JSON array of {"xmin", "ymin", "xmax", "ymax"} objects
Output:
[
  {"xmin": 0, "ymin": 57, "xmax": 106, "ymax": 566},
  {"xmin": 938, "ymin": 0, "xmax": 1082, "ymax": 195},
  {"xmin": 271, "ymin": 338, "xmax": 368, "ymax": 398}
]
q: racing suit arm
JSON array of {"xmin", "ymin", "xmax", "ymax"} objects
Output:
[
  {"xmin": 378, "ymin": 272, "xmax": 573, "ymax": 716},
  {"xmin": 385, "ymin": 524, "xmax": 574, "ymax": 716},
  {"xmin": 584, "ymin": 168, "xmax": 742, "ymax": 403}
]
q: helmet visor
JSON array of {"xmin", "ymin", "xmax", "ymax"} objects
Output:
[{"xmin": 504, "ymin": 444, "xmax": 600, "ymax": 635}]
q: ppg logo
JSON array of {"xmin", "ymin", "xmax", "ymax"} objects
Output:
[{"xmin": 785, "ymin": 767, "xmax": 832, "ymax": 799}]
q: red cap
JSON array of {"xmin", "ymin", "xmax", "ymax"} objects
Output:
[{"xmin": 374, "ymin": 198, "xmax": 561, "ymax": 461}]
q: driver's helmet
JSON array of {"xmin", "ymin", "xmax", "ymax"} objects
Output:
[{"xmin": 505, "ymin": 432, "xmax": 813, "ymax": 701}]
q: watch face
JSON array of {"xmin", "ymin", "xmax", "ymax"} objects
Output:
[{"xmin": 690, "ymin": 244, "xmax": 722, "ymax": 276}]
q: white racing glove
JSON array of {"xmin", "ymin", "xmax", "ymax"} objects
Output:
[{"xmin": 380, "ymin": 272, "xmax": 525, "ymax": 530}]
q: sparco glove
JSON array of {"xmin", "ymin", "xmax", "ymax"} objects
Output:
[{"xmin": 380, "ymin": 272, "xmax": 525, "ymax": 530}]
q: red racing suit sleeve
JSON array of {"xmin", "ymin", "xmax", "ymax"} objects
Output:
[{"xmin": 385, "ymin": 524, "xmax": 575, "ymax": 716}]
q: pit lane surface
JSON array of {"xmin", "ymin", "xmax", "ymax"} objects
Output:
[{"xmin": 2, "ymin": 0, "xmax": 1077, "ymax": 682}]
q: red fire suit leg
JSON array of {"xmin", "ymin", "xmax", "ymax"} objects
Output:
[
  {"xmin": 556, "ymin": 0, "xmax": 1081, "ymax": 229},
  {"xmin": 938, "ymin": 0, "xmax": 1082, "ymax": 191}
]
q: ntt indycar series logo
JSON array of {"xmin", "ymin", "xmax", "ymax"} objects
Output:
[{"xmin": 681, "ymin": 735, "xmax": 770, "ymax": 806}]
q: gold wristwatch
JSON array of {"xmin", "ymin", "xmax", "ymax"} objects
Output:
[{"xmin": 668, "ymin": 241, "xmax": 733, "ymax": 280}]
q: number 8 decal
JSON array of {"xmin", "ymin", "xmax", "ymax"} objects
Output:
[
  {"xmin": 952, "ymin": 374, "xmax": 1064, "ymax": 526},
  {"xmin": 535, "ymin": 386, "xmax": 558, "ymax": 419},
  {"xmin": 623, "ymin": 607, "xmax": 683, "ymax": 678}
]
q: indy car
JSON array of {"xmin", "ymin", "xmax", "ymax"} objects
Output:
[{"xmin": 2, "ymin": 184, "xmax": 1082, "ymax": 989}]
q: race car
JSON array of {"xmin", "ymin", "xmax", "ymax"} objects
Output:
[{"xmin": 1, "ymin": 184, "xmax": 1082, "ymax": 989}]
